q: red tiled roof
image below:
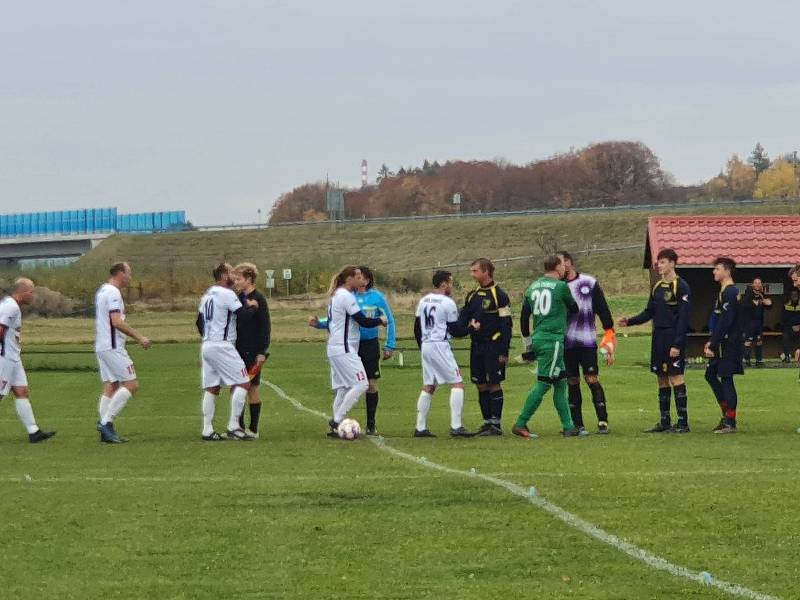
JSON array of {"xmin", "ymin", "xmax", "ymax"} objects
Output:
[{"xmin": 645, "ymin": 215, "xmax": 800, "ymax": 267}]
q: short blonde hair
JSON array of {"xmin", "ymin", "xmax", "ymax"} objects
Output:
[{"xmin": 234, "ymin": 262, "xmax": 259, "ymax": 283}]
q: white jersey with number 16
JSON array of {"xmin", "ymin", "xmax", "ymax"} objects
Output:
[{"xmin": 416, "ymin": 293, "xmax": 459, "ymax": 343}]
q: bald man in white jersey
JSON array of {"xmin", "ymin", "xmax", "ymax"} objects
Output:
[
  {"xmin": 0, "ymin": 278, "xmax": 56, "ymax": 443},
  {"xmin": 95, "ymin": 262, "xmax": 151, "ymax": 444}
]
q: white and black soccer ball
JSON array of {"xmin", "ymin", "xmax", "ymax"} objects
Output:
[{"xmin": 337, "ymin": 418, "xmax": 361, "ymax": 440}]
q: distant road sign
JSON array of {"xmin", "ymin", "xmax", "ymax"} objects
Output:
[
  {"xmin": 283, "ymin": 269, "xmax": 292, "ymax": 280},
  {"xmin": 265, "ymin": 269, "xmax": 275, "ymax": 278},
  {"xmin": 265, "ymin": 278, "xmax": 275, "ymax": 289}
]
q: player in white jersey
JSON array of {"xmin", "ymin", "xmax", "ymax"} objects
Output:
[
  {"xmin": 309, "ymin": 266, "xmax": 386, "ymax": 438},
  {"xmin": 95, "ymin": 262, "xmax": 151, "ymax": 443},
  {"xmin": 412, "ymin": 271, "xmax": 480, "ymax": 438},
  {"xmin": 196, "ymin": 263, "xmax": 259, "ymax": 441},
  {"xmin": 0, "ymin": 278, "xmax": 56, "ymax": 443}
]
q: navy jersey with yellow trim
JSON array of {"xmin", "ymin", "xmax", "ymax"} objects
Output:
[
  {"xmin": 627, "ymin": 277, "xmax": 691, "ymax": 348},
  {"xmin": 708, "ymin": 283, "xmax": 742, "ymax": 353},
  {"xmin": 458, "ymin": 283, "xmax": 512, "ymax": 353}
]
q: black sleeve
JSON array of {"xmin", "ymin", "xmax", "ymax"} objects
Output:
[
  {"xmin": 352, "ymin": 311, "xmax": 383, "ymax": 328},
  {"xmin": 627, "ymin": 293, "xmax": 655, "ymax": 326},
  {"xmin": 195, "ymin": 313, "xmax": 204, "ymax": 337},
  {"xmin": 414, "ymin": 317, "xmax": 422, "ymax": 349},
  {"xmin": 708, "ymin": 287, "xmax": 738, "ymax": 351},
  {"xmin": 261, "ymin": 296, "xmax": 272, "ymax": 356},
  {"xmin": 520, "ymin": 298, "xmax": 532, "ymax": 338},
  {"xmin": 673, "ymin": 281, "xmax": 691, "ymax": 348},
  {"xmin": 592, "ymin": 282, "xmax": 614, "ymax": 330},
  {"xmin": 446, "ymin": 320, "xmax": 472, "ymax": 338},
  {"xmin": 456, "ymin": 292, "xmax": 474, "ymax": 331}
]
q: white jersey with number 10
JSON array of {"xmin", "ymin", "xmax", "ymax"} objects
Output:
[{"xmin": 198, "ymin": 285, "xmax": 242, "ymax": 344}]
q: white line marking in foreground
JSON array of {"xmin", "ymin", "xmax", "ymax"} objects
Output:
[{"xmin": 265, "ymin": 380, "xmax": 779, "ymax": 600}]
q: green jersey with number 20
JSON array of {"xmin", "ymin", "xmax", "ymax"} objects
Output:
[{"xmin": 523, "ymin": 276, "xmax": 577, "ymax": 342}]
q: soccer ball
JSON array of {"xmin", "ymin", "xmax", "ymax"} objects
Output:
[{"xmin": 337, "ymin": 418, "xmax": 361, "ymax": 440}]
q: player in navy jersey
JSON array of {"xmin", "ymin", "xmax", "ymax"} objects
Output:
[
  {"xmin": 558, "ymin": 251, "xmax": 615, "ymax": 434},
  {"xmin": 619, "ymin": 248, "xmax": 692, "ymax": 433},
  {"xmin": 704, "ymin": 257, "xmax": 744, "ymax": 434}
]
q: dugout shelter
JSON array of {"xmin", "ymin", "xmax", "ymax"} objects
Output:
[{"xmin": 643, "ymin": 215, "xmax": 800, "ymax": 357}]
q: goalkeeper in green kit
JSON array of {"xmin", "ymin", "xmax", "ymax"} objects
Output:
[{"xmin": 512, "ymin": 255, "xmax": 586, "ymax": 438}]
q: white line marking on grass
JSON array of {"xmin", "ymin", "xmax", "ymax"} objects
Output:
[{"xmin": 265, "ymin": 380, "xmax": 780, "ymax": 600}]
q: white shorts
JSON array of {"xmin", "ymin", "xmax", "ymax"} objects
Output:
[
  {"xmin": 0, "ymin": 358, "xmax": 28, "ymax": 396},
  {"xmin": 202, "ymin": 342, "xmax": 249, "ymax": 389},
  {"xmin": 328, "ymin": 352, "xmax": 367, "ymax": 390},
  {"xmin": 421, "ymin": 342, "xmax": 462, "ymax": 386},
  {"xmin": 96, "ymin": 348, "xmax": 136, "ymax": 383}
]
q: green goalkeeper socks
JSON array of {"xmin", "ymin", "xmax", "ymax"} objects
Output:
[
  {"xmin": 553, "ymin": 379, "xmax": 575, "ymax": 430},
  {"xmin": 515, "ymin": 381, "xmax": 550, "ymax": 427}
]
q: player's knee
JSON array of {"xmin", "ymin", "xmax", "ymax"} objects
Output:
[
  {"xmin": 423, "ymin": 385, "xmax": 436, "ymax": 394},
  {"xmin": 13, "ymin": 386, "xmax": 30, "ymax": 398},
  {"xmin": 568, "ymin": 377, "xmax": 580, "ymax": 386},
  {"xmin": 656, "ymin": 376, "xmax": 670, "ymax": 387},
  {"xmin": 206, "ymin": 386, "xmax": 221, "ymax": 395},
  {"xmin": 367, "ymin": 381, "xmax": 378, "ymax": 393},
  {"xmin": 124, "ymin": 380, "xmax": 140, "ymax": 394},
  {"xmin": 488, "ymin": 384, "xmax": 502, "ymax": 393},
  {"xmin": 669, "ymin": 375, "xmax": 684, "ymax": 387},
  {"xmin": 237, "ymin": 382, "xmax": 251, "ymax": 391},
  {"xmin": 584, "ymin": 374, "xmax": 599, "ymax": 385},
  {"xmin": 453, "ymin": 383, "xmax": 464, "ymax": 390}
]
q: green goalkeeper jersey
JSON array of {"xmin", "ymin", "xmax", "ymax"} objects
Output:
[{"xmin": 523, "ymin": 276, "xmax": 577, "ymax": 342}]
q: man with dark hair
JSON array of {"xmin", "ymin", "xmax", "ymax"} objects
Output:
[
  {"xmin": 704, "ymin": 257, "xmax": 743, "ymax": 434},
  {"xmin": 412, "ymin": 270, "xmax": 479, "ymax": 437},
  {"xmin": 513, "ymin": 255, "xmax": 583, "ymax": 437},
  {"xmin": 457, "ymin": 258, "xmax": 512, "ymax": 435},
  {"xmin": 619, "ymin": 248, "xmax": 692, "ymax": 433},
  {"xmin": 233, "ymin": 263, "xmax": 271, "ymax": 438},
  {"xmin": 741, "ymin": 277, "xmax": 772, "ymax": 367},
  {"xmin": 557, "ymin": 251, "xmax": 616, "ymax": 434},
  {"xmin": 310, "ymin": 265, "xmax": 396, "ymax": 435}
]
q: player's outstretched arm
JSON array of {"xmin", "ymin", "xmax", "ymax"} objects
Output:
[
  {"xmin": 111, "ymin": 312, "xmax": 151, "ymax": 349},
  {"xmin": 352, "ymin": 311, "xmax": 384, "ymax": 328},
  {"xmin": 622, "ymin": 293, "xmax": 655, "ymax": 327},
  {"xmin": 377, "ymin": 291, "xmax": 397, "ymax": 352}
]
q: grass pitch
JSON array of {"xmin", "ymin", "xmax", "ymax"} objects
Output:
[{"xmin": 1, "ymin": 337, "xmax": 798, "ymax": 599}]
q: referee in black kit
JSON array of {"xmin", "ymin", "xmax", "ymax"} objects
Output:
[
  {"xmin": 233, "ymin": 262, "xmax": 271, "ymax": 438},
  {"xmin": 457, "ymin": 258, "xmax": 512, "ymax": 435}
]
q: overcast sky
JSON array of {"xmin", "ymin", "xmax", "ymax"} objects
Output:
[{"xmin": 1, "ymin": 0, "xmax": 798, "ymax": 224}]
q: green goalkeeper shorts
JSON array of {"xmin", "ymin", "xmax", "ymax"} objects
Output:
[{"xmin": 533, "ymin": 338, "xmax": 566, "ymax": 382}]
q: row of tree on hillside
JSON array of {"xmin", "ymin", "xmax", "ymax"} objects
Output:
[
  {"xmin": 704, "ymin": 143, "xmax": 800, "ymax": 200},
  {"xmin": 268, "ymin": 141, "xmax": 689, "ymax": 223}
]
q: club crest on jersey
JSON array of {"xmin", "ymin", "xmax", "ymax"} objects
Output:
[{"xmin": 482, "ymin": 299, "xmax": 492, "ymax": 310}]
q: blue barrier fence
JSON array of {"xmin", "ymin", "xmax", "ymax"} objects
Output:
[{"xmin": 0, "ymin": 209, "xmax": 187, "ymax": 238}]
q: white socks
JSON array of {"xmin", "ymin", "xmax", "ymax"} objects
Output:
[
  {"xmin": 102, "ymin": 387, "xmax": 132, "ymax": 425},
  {"xmin": 334, "ymin": 380, "xmax": 368, "ymax": 423},
  {"xmin": 15, "ymin": 398, "xmax": 38, "ymax": 434},
  {"xmin": 416, "ymin": 391, "xmax": 433, "ymax": 432},
  {"xmin": 98, "ymin": 395, "xmax": 111, "ymax": 420},
  {"xmin": 228, "ymin": 386, "xmax": 248, "ymax": 431},
  {"xmin": 449, "ymin": 387, "xmax": 464, "ymax": 430},
  {"xmin": 332, "ymin": 388, "xmax": 346, "ymax": 421},
  {"xmin": 202, "ymin": 391, "xmax": 217, "ymax": 436}
]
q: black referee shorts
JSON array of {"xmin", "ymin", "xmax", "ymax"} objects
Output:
[
  {"xmin": 469, "ymin": 342, "xmax": 506, "ymax": 385},
  {"xmin": 358, "ymin": 338, "xmax": 381, "ymax": 380}
]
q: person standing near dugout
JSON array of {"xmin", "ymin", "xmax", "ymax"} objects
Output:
[
  {"xmin": 457, "ymin": 258, "xmax": 512, "ymax": 435},
  {"xmin": 618, "ymin": 248, "xmax": 692, "ymax": 433},
  {"xmin": 233, "ymin": 263, "xmax": 271, "ymax": 439},
  {"xmin": 740, "ymin": 277, "xmax": 771, "ymax": 368}
]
